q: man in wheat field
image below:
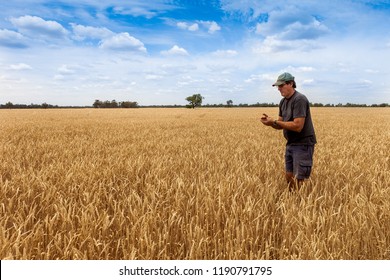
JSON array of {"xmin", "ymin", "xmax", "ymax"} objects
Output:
[{"xmin": 260, "ymin": 72, "xmax": 317, "ymax": 191}]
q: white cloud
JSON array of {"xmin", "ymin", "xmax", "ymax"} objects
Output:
[
  {"xmin": 177, "ymin": 21, "xmax": 220, "ymax": 34},
  {"xmin": 356, "ymin": 79, "xmax": 373, "ymax": 88},
  {"xmin": 71, "ymin": 24, "xmax": 114, "ymax": 40},
  {"xmin": 200, "ymin": 21, "xmax": 221, "ymax": 34},
  {"xmin": 255, "ymin": 8, "xmax": 327, "ymax": 38},
  {"xmin": 58, "ymin": 65, "xmax": 76, "ymax": 75},
  {"xmin": 253, "ymin": 36, "xmax": 321, "ymax": 53},
  {"xmin": 302, "ymin": 79, "xmax": 315, "ymax": 86},
  {"xmin": 281, "ymin": 66, "xmax": 316, "ymax": 73},
  {"xmin": 161, "ymin": 64, "xmax": 196, "ymax": 74},
  {"xmin": 161, "ymin": 45, "xmax": 189, "ymax": 56},
  {"xmin": 177, "ymin": 22, "xmax": 199, "ymax": 32},
  {"xmin": 276, "ymin": 20, "xmax": 329, "ymax": 41},
  {"xmin": 177, "ymin": 75, "xmax": 203, "ymax": 87},
  {"xmin": 10, "ymin": 15, "xmax": 68, "ymax": 39},
  {"xmin": 145, "ymin": 74, "xmax": 163, "ymax": 80},
  {"xmin": 245, "ymin": 74, "xmax": 273, "ymax": 83},
  {"xmin": 206, "ymin": 63, "xmax": 235, "ymax": 75},
  {"xmin": 53, "ymin": 74, "xmax": 66, "ymax": 80},
  {"xmin": 253, "ymin": 9, "xmax": 329, "ymax": 54},
  {"xmin": 113, "ymin": 6, "xmax": 157, "ymax": 18},
  {"xmin": 209, "ymin": 22, "xmax": 221, "ymax": 33},
  {"xmin": 111, "ymin": 1, "xmax": 178, "ymax": 19},
  {"xmin": 99, "ymin": 33, "xmax": 147, "ymax": 52},
  {"xmin": 177, "ymin": 22, "xmax": 187, "ymax": 29},
  {"xmin": 8, "ymin": 63, "xmax": 32, "ymax": 70},
  {"xmin": 0, "ymin": 29, "xmax": 28, "ymax": 48},
  {"xmin": 188, "ymin": 23, "xmax": 199, "ymax": 32},
  {"xmin": 298, "ymin": 66, "xmax": 316, "ymax": 72},
  {"xmin": 212, "ymin": 50, "xmax": 238, "ymax": 57}
]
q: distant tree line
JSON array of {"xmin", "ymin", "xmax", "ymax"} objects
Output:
[
  {"xmin": 93, "ymin": 100, "xmax": 138, "ymax": 108},
  {"xmin": 203, "ymin": 102, "xmax": 278, "ymax": 108},
  {"xmin": 0, "ymin": 100, "xmax": 388, "ymax": 109},
  {"xmin": 0, "ymin": 102, "xmax": 60, "ymax": 109},
  {"xmin": 310, "ymin": 102, "xmax": 389, "ymax": 107},
  {"xmin": 203, "ymin": 102, "xmax": 389, "ymax": 108}
]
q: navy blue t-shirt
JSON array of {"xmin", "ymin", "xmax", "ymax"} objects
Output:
[{"xmin": 278, "ymin": 91, "xmax": 317, "ymax": 145}]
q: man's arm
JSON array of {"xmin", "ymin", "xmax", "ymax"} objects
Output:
[
  {"xmin": 271, "ymin": 116, "xmax": 284, "ymax": 130},
  {"xmin": 275, "ymin": 117, "xmax": 305, "ymax": 132},
  {"xmin": 261, "ymin": 114, "xmax": 305, "ymax": 132},
  {"xmin": 261, "ymin": 114, "xmax": 283, "ymax": 130}
]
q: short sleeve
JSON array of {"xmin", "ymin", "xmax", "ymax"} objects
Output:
[
  {"xmin": 293, "ymin": 97, "xmax": 307, "ymax": 118},
  {"xmin": 278, "ymin": 99, "xmax": 283, "ymax": 117}
]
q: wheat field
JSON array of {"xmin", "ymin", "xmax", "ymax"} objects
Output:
[{"xmin": 0, "ymin": 107, "xmax": 389, "ymax": 260}]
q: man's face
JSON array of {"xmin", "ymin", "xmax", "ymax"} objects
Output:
[{"xmin": 277, "ymin": 83, "xmax": 294, "ymax": 98}]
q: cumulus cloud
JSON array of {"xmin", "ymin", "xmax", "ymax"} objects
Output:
[
  {"xmin": 71, "ymin": 24, "xmax": 114, "ymax": 40},
  {"xmin": 200, "ymin": 21, "xmax": 221, "ymax": 34},
  {"xmin": 8, "ymin": 63, "xmax": 32, "ymax": 70},
  {"xmin": 254, "ymin": 10, "xmax": 329, "ymax": 53},
  {"xmin": 99, "ymin": 33, "xmax": 147, "ymax": 52},
  {"xmin": 277, "ymin": 20, "xmax": 328, "ymax": 41},
  {"xmin": 10, "ymin": 15, "xmax": 68, "ymax": 39},
  {"xmin": 71, "ymin": 24, "xmax": 147, "ymax": 54},
  {"xmin": 177, "ymin": 22, "xmax": 199, "ymax": 31},
  {"xmin": 161, "ymin": 45, "xmax": 189, "ymax": 56},
  {"xmin": 253, "ymin": 36, "xmax": 321, "ymax": 53},
  {"xmin": 255, "ymin": 8, "xmax": 324, "ymax": 36},
  {"xmin": 0, "ymin": 29, "xmax": 29, "ymax": 48},
  {"xmin": 221, "ymin": 2, "xmax": 330, "ymax": 53},
  {"xmin": 177, "ymin": 20, "xmax": 220, "ymax": 34}
]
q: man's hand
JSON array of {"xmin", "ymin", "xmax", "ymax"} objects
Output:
[{"xmin": 260, "ymin": 113, "xmax": 274, "ymax": 126}]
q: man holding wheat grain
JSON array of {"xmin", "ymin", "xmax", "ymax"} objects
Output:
[{"xmin": 260, "ymin": 72, "xmax": 317, "ymax": 191}]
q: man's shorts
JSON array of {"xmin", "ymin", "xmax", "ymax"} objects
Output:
[{"xmin": 285, "ymin": 145, "xmax": 315, "ymax": 180}]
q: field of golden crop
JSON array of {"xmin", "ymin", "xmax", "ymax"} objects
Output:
[{"xmin": 0, "ymin": 107, "xmax": 389, "ymax": 260}]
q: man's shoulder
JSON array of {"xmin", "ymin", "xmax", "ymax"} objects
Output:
[
  {"xmin": 292, "ymin": 91, "xmax": 309, "ymax": 102},
  {"xmin": 280, "ymin": 91, "xmax": 309, "ymax": 107}
]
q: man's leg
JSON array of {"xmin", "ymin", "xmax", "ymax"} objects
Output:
[
  {"xmin": 285, "ymin": 146, "xmax": 294, "ymax": 191},
  {"xmin": 285, "ymin": 146, "xmax": 304, "ymax": 192},
  {"xmin": 289, "ymin": 145, "xmax": 314, "ymax": 192},
  {"xmin": 286, "ymin": 172, "xmax": 296, "ymax": 192},
  {"xmin": 286, "ymin": 172, "xmax": 303, "ymax": 192}
]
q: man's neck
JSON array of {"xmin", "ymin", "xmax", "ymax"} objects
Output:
[{"xmin": 285, "ymin": 90, "xmax": 296, "ymax": 100}]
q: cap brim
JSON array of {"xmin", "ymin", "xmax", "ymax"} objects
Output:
[{"xmin": 272, "ymin": 81, "xmax": 285, "ymax": 87}]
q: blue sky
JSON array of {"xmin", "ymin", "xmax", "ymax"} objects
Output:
[{"xmin": 0, "ymin": 0, "xmax": 389, "ymax": 106}]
